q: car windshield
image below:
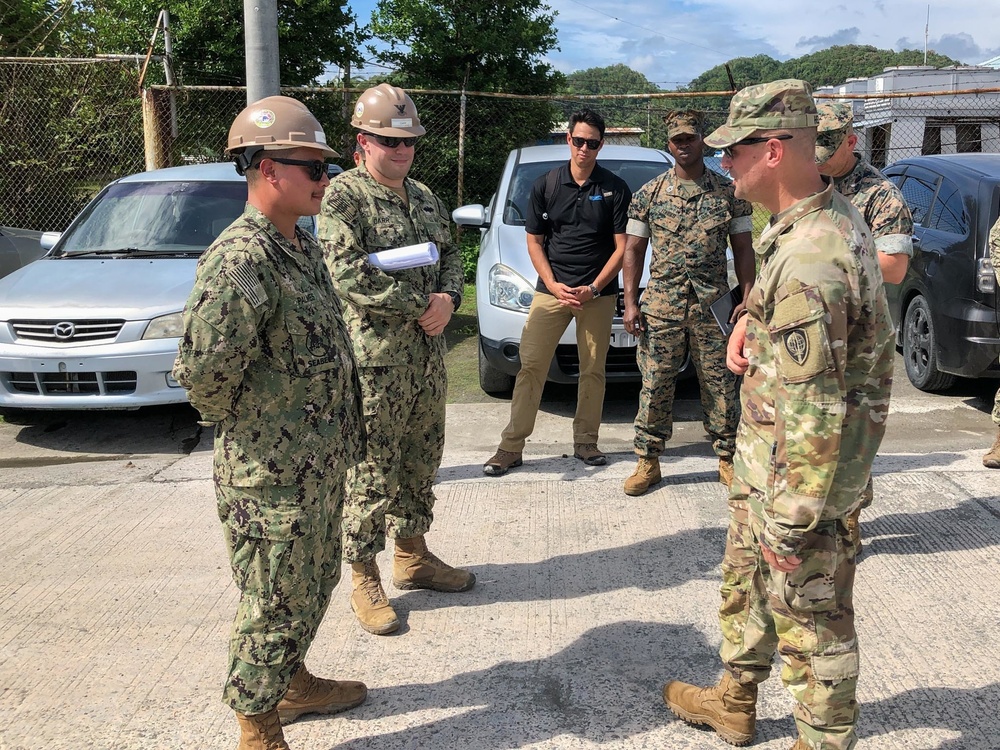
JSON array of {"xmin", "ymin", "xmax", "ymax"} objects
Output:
[
  {"xmin": 503, "ymin": 159, "xmax": 670, "ymax": 226},
  {"xmin": 58, "ymin": 180, "xmax": 248, "ymax": 255}
]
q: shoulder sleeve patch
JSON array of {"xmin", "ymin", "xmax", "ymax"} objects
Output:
[{"xmin": 225, "ymin": 259, "xmax": 267, "ymax": 309}]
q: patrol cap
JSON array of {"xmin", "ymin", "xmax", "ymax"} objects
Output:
[
  {"xmin": 704, "ymin": 79, "xmax": 818, "ymax": 149},
  {"xmin": 664, "ymin": 110, "xmax": 704, "ymax": 139},
  {"xmin": 815, "ymin": 101, "xmax": 853, "ymax": 165}
]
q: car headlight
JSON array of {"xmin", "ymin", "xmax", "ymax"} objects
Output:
[
  {"xmin": 143, "ymin": 312, "xmax": 184, "ymax": 340},
  {"xmin": 488, "ymin": 263, "xmax": 535, "ymax": 312}
]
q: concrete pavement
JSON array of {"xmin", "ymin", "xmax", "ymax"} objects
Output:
[{"xmin": 1, "ymin": 369, "xmax": 999, "ymax": 749}]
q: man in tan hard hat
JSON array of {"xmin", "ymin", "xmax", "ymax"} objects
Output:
[
  {"xmin": 318, "ymin": 84, "xmax": 473, "ymax": 636},
  {"xmin": 174, "ymin": 95, "xmax": 367, "ymax": 750}
]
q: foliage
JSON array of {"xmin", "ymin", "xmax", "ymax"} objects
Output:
[
  {"xmin": 369, "ymin": 0, "xmax": 561, "ymax": 94},
  {"xmin": 366, "ymin": 0, "xmax": 563, "ymax": 209},
  {"xmin": 0, "ymin": 0, "xmax": 87, "ymax": 55},
  {"xmin": 457, "ymin": 230, "xmax": 479, "ymax": 282},
  {"xmin": 559, "ymin": 64, "xmax": 667, "ymax": 147},
  {"xmin": 76, "ymin": 0, "xmax": 365, "ymax": 86}
]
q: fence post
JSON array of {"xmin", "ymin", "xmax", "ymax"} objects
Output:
[
  {"xmin": 457, "ymin": 89, "xmax": 467, "ymax": 209},
  {"xmin": 141, "ymin": 88, "xmax": 172, "ymax": 171}
]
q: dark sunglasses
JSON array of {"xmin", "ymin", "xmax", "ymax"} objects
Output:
[
  {"xmin": 365, "ymin": 133, "xmax": 419, "ymax": 148},
  {"xmin": 722, "ymin": 133, "xmax": 793, "ymax": 159},
  {"xmin": 571, "ymin": 136, "xmax": 602, "ymax": 150},
  {"xmin": 268, "ymin": 158, "xmax": 328, "ymax": 181}
]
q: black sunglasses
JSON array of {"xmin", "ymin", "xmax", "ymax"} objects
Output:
[
  {"xmin": 571, "ymin": 136, "xmax": 602, "ymax": 150},
  {"xmin": 268, "ymin": 158, "xmax": 328, "ymax": 181},
  {"xmin": 365, "ymin": 133, "xmax": 419, "ymax": 148},
  {"xmin": 722, "ymin": 133, "xmax": 793, "ymax": 159}
]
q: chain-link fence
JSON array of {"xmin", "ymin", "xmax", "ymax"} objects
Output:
[{"xmin": 3, "ymin": 57, "xmax": 1000, "ymax": 237}]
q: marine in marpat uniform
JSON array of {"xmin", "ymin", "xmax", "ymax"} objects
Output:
[
  {"xmin": 318, "ymin": 84, "xmax": 474, "ymax": 637},
  {"xmin": 661, "ymin": 80, "xmax": 894, "ymax": 750},
  {"xmin": 622, "ymin": 109, "xmax": 754, "ymax": 496},
  {"xmin": 173, "ymin": 96, "xmax": 367, "ymax": 750}
]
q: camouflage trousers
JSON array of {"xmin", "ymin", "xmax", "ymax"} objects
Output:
[
  {"xmin": 993, "ymin": 382, "xmax": 1000, "ymax": 426},
  {"xmin": 217, "ymin": 478, "xmax": 344, "ymax": 714},
  {"xmin": 634, "ymin": 290, "xmax": 738, "ymax": 458},
  {"xmin": 719, "ymin": 490, "xmax": 859, "ymax": 750},
  {"xmin": 343, "ymin": 357, "xmax": 447, "ymax": 563}
]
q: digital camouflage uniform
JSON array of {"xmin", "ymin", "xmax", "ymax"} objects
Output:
[
  {"xmin": 990, "ymin": 218, "xmax": 1000, "ymax": 425},
  {"xmin": 832, "ymin": 157, "xmax": 913, "ymax": 258},
  {"xmin": 721, "ymin": 182, "xmax": 894, "ymax": 749},
  {"xmin": 173, "ymin": 205, "xmax": 364, "ymax": 714},
  {"xmin": 627, "ymin": 166, "xmax": 752, "ymax": 459},
  {"xmin": 319, "ymin": 168, "xmax": 463, "ymax": 563}
]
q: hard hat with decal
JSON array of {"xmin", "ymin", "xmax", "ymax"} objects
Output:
[
  {"xmin": 227, "ymin": 95, "xmax": 339, "ymax": 175},
  {"xmin": 351, "ymin": 83, "xmax": 426, "ymax": 137}
]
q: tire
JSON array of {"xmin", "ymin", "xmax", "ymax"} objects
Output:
[
  {"xmin": 479, "ymin": 340, "xmax": 515, "ymax": 395},
  {"xmin": 902, "ymin": 295, "xmax": 956, "ymax": 392}
]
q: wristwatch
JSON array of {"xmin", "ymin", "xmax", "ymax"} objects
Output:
[
  {"xmin": 588, "ymin": 284, "xmax": 600, "ymax": 298},
  {"xmin": 445, "ymin": 290, "xmax": 462, "ymax": 311}
]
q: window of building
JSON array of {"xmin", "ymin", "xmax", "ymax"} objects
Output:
[
  {"xmin": 871, "ymin": 125, "xmax": 890, "ymax": 169},
  {"xmin": 957, "ymin": 123, "xmax": 982, "ymax": 153},
  {"xmin": 922, "ymin": 126, "xmax": 942, "ymax": 155}
]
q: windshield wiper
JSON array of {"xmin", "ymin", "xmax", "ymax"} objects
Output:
[
  {"xmin": 61, "ymin": 247, "xmax": 148, "ymax": 257},
  {"xmin": 61, "ymin": 247, "xmax": 203, "ymax": 258}
]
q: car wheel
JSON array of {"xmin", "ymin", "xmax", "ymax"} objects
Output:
[
  {"xmin": 479, "ymin": 339, "xmax": 515, "ymax": 395},
  {"xmin": 902, "ymin": 295, "xmax": 956, "ymax": 392}
]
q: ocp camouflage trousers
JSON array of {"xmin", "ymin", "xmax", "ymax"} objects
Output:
[
  {"xmin": 343, "ymin": 356, "xmax": 447, "ymax": 562},
  {"xmin": 719, "ymin": 489, "xmax": 860, "ymax": 750},
  {"xmin": 217, "ymin": 479, "xmax": 344, "ymax": 714},
  {"xmin": 634, "ymin": 291, "xmax": 737, "ymax": 458},
  {"xmin": 992, "ymin": 382, "xmax": 1000, "ymax": 426}
]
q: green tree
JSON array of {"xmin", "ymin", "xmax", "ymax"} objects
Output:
[
  {"xmin": 0, "ymin": 0, "xmax": 86, "ymax": 55},
  {"xmin": 78, "ymin": 0, "xmax": 365, "ymax": 86},
  {"xmin": 367, "ymin": 0, "xmax": 564, "ymax": 209}
]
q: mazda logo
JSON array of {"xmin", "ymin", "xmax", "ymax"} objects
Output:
[{"xmin": 53, "ymin": 321, "xmax": 76, "ymax": 340}]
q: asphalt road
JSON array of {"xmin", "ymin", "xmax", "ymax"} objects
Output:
[{"xmin": 1, "ymin": 352, "xmax": 998, "ymax": 749}]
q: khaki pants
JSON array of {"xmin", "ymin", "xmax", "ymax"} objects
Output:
[{"xmin": 499, "ymin": 291, "xmax": 616, "ymax": 452}]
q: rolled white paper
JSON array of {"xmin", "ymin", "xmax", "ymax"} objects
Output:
[{"xmin": 368, "ymin": 242, "xmax": 439, "ymax": 271}]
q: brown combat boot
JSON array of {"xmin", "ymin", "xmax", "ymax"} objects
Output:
[
  {"xmin": 483, "ymin": 448, "xmax": 523, "ymax": 476},
  {"xmin": 350, "ymin": 560, "xmax": 400, "ymax": 635},
  {"xmin": 983, "ymin": 427, "xmax": 1000, "ymax": 468},
  {"xmin": 393, "ymin": 535, "xmax": 476, "ymax": 592},
  {"xmin": 719, "ymin": 457, "xmax": 734, "ymax": 487},
  {"xmin": 573, "ymin": 442, "xmax": 607, "ymax": 466},
  {"xmin": 624, "ymin": 457, "xmax": 661, "ymax": 496},
  {"xmin": 663, "ymin": 672, "xmax": 758, "ymax": 746},
  {"xmin": 235, "ymin": 709, "xmax": 289, "ymax": 750},
  {"xmin": 276, "ymin": 664, "xmax": 367, "ymax": 724}
]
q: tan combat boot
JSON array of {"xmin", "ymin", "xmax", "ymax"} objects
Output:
[
  {"xmin": 983, "ymin": 427, "xmax": 1000, "ymax": 468},
  {"xmin": 276, "ymin": 664, "xmax": 367, "ymax": 724},
  {"xmin": 393, "ymin": 535, "xmax": 476, "ymax": 592},
  {"xmin": 663, "ymin": 672, "xmax": 758, "ymax": 746},
  {"xmin": 350, "ymin": 560, "xmax": 400, "ymax": 635},
  {"xmin": 235, "ymin": 709, "xmax": 289, "ymax": 750},
  {"xmin": 719, "ymin": 457, "xmax": 734, "ymax": 487},
  {"xmin": 624, "ymin": 457, "xmax": 661, "ymax": 496}
]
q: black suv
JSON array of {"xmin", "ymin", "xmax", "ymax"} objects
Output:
[{"xmin": 882, "ymin": 154, "xmax": 1000, "ymax": 391}]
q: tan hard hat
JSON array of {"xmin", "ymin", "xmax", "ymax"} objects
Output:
[
  {"xmin": 227, "ymin": 95, "xmax": 338, "ymax": 174},
  {"xmin": 351, "ymin": 83, "xmax": 426, "ymax": 137}
]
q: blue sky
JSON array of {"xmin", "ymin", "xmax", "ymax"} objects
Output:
[{"xmin": 342, "ymin": 0, "xmax": 1000, "ymax": 88}]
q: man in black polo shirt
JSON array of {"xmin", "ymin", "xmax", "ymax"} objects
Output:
[{"xmin": 484, "ymin": 109, "xmax": 632, "ymax": 476}]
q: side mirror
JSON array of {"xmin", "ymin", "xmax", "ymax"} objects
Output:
[
  {"xmin": 452, "ymin": 204, "xmax": 488, "ymax": 228},
  {"xmin": 40, "ymin": 232, "xmax": 61, "ymax": 251}
]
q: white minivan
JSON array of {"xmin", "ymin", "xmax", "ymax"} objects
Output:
[{"xmin": 452, "ymin": 144, "xmax": 677, "ymax": 395}]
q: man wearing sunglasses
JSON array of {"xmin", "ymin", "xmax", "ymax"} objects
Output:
[
  {"xmin": 483, "ymin": 108, "xmax": 632, "ymax": 476},
  {"xmin": 621, "ymin": 109, "xmax": 754, "ymax": 497},
  {"xmin": 319, "ymin": 83, "xmax": 473, "ymax": 638},
  {"xmin": 661, "ymin": 80, "xmax": 894, "ymax": 750},
  {"xmin": 174, "ymin": 96, "xmax": 367, "ymax": 750}
]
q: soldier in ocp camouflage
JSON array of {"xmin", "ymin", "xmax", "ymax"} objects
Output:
[
  {"xmin": 662, "ymin": 79, "xmax": 895, "ymax": 750},
  {"xmin": 622, "ymin": 109, "xmax": 754, "ymax": 496},
  {"xmin": 319, "ymin": 83, "xmax": 474, "ymax": 637},
  {"xmin": 984, "ymin": 217, "xmax": 1000, "ymax": 467},
  {"xmin": 173, "ymin": 96, "xmax": 367, "ymax": 749}
]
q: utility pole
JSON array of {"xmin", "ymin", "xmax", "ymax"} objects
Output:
[{"xmin": 244, "ymin": 0, "xmax": 280, "ymax": 104}]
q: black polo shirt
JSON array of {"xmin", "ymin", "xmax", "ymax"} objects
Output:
[{"xmin": 525, "ymin": 162, "xmax": 631, "ymax": 295}]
